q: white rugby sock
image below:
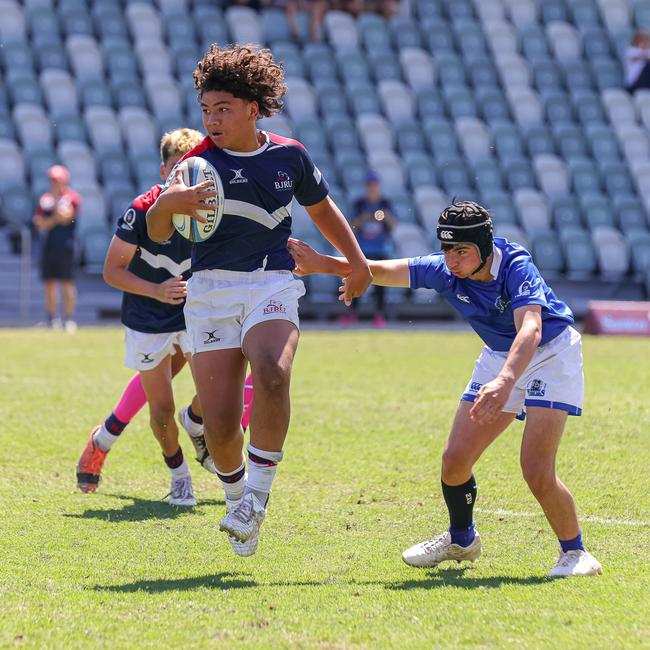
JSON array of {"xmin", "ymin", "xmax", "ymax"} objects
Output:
[
  {"xmin": 216, "ymin": 458, "xmax": 247, "ymax": 504},
  {"xmin": 169, "ymin": 459, "xmax": 190, "ymax": 479},
  {"xmin": 93, "ymin": 424, "xmax": 119, "ymax": 452},
  {"xmin": 245, "ymin": 444, "xmax": 284, "ymax": 506},
  {"xmin": 181, "ymin": 407, "xmax": 204, "ymax": 437}
]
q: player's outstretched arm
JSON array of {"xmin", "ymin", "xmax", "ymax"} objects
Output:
[
  {"xmin": 470, "ymin": 305, "xmax": 542, "ymax": 424},
  {"xmin": 288, "ymin": 238, "xmax": 411, "ymax": 287},
  {"xmin": 103, "ymin": 236, "xmax": 187, "ymax": 305},
  {"xmin": 304, "ymin": 196, "xmax": 372, "ymax": 305},
  {"xmin": 146, "ymin": 168, "xmax": 215, "ymax": 242}
]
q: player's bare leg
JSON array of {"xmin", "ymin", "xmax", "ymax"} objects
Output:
[
  {"xmin": 403, "ymin": 401, "xmax": 515, "ymax": 568},
  {"xmin": 43, "ymin": 280, "xmax": 58, "ymax": 326},
  {"xmin": 219, "ymin": 321, "xmax": 299, "ymax": 547},
  {"xmin": 140, "ymin": 351, "xmax": 195, "ymax": 506},
  {"xmin": 522, "ymin": 407, "xmax": 601, "ymax": 577},
  {"xmin": 62, "ymin": 280, "xmax": 77, "ymax": 331}
]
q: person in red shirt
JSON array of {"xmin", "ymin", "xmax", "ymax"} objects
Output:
[{"xmin": 32, "ymin": 165, "xmax": 82, "ymax": 332}]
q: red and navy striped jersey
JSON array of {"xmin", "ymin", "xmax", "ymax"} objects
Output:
[
  {"xmin": 177, "ymin": 131, "xmax": 329, "ymax": 273},
  {"xmin": 114, "ymin": 184, "xmax": 192, "ymax": 333}
]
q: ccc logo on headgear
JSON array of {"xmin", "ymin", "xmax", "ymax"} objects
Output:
[{"xmin": 439, "ymin": 230, "xmax": 454, "ymax": 239}]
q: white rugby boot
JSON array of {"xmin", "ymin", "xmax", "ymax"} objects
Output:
[
  {"xmin": 177, "ymin": 408, "xmax": 217, "ymax": 474},
  {"xmin": 549, "ymin": 550, "xmax": 602, "ymax": 577},
  {"xmin": 219, "ymin": 492, "xmax": 266, "ymax": 542},
  {"xmin": 167, "ymin": 474, "xmax": 197, "ymax": 507},
  {"xmin": 402, "ymin": 531, "xmax": 482, "ymax": 568},
  {"xmin": 224, "ymin": 498, "xmax": 259, "ymax": 557}
]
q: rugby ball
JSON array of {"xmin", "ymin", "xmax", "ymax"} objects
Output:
[{"xmin": 171, "ymin": 156, "xmax": 225, "ymax": 242}]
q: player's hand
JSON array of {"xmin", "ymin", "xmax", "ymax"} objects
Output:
[
  {"xmin": 287, "ymin": 237, "xmax": 323, "ymax": 276},
  {"xmin": 156, "ymin": 276, "xmax": 187, "ymax": 304},
  {"xmin": 164, "ymin": 168, "xmax": 216, "ymax": 223},
  {"xmin": 338, "ymin": 265, "xmax": 373, "ymax": 306},
  {"xmin": 469, "ymin": 377, "xmax": 513, "ymax": 424}
]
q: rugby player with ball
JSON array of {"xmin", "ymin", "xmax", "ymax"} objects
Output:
[{"xmin": 147, "ymin": 44, "xmax": 372, "ymax": 556}]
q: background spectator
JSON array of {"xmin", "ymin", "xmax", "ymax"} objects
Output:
[
  {"xmin": 32, "ymin": 165, "xmax": 82, "ymax": 332},
  {"xmin": 347, "ymin": 171, "xmax": 396, "ymax": 327},
  {"xmin": 624, "ymin": 29, "xmax": 650, "ymax": 93}
]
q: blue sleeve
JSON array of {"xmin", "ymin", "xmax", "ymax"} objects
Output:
[
  {"xmin": 505, "ymin": 256, "xmax": 549, "ymax": 310},
  {"xmin": 408, "ymin": 254, "xmax": 448, "ymax": 291},
  {"xmin": 294, "ymin": 146, "xmax": 329, "ymax": 206},
  {"xmin": 114, "ymin": 205, "xmax": 143, "ymax": 246}
]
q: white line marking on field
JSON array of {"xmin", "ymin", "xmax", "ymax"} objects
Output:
[{"xmin": 475, "ymin": 508, "xmax": 650, "ymax": 527}]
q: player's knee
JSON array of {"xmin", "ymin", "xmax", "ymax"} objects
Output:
[
  {"xmin": 441, "ymin": 445, "xmax": 471, "ymax": 483},
  {"xmin": 149, "ymin": 401, "xmax": 175, "ymax": 428},
  {"xmin": 203, "ymin": 410, "xmax": 241, "ymax": 445},
  {"xmin": 521, "ymin": 460, "xmax": 556, "ymax": 496},
  {"xmin": 254, "ymin": 358, "xmax": 291, "ymax": 394}
]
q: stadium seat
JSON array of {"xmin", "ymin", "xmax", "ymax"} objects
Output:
[
  {"xmin": 504, "ymin": 159, "xmax": 536, "ymax": 191},
  {"xmin": 552, "ymin": 195, "xmax": 583, "ymax": 230},
  {"xmin": 494, "ymin": 223, "xmax": 529, "ymax": 249},
  {"xmin": 0, "ymin": 1, "xmax": 27, "ymax": 43},
  {"xmin": 601, "ymin": 162, "xmax": 635, "ymax": 197},
  {"xmin": 414, "ymin": 185, "xmax": 447, "ymax": 232},
  {"xmin": 592, "ymin": 226, "xmax": 629, "ymax": 278},
  {"xmin": 258, "ymin": 114, "xmax": 294, "ymax": 138},
  {"xmin": 406, "ymin": 155, "xmax": 437, "ymax": 188},
  {"xmin": 57, "ymin": 141, "xmax": 97, "ymax": 185},
  {"xmin": 423, "ymin": 118, "xmax": 460, "ymax": 161},
  {"xmin": 571, "ymin": 0, "xmax": 602, "ymax": 29},
  {"xmin": 324, "ymin": 10, "xmax": 360, "ymax": 49},
  {"xmin": 84, "ymin": 106, "xmax": 122, "ymax": 156},
  {"xmin": 316, "ymin": 81, "xmax": 348, "ymax": 118},
  {"xmin": 294, "ymin": 118, "xmax": 328, "ymax": 156},
  {"xmin": 284, "ymin": 78, "xmax": 317, "ymax": 121},
  {"xmin": 55, "ymin": 113, "xmax": 87, "ymax": 144},
  {"xmin": 533, "ymin": 154, "xmax": 569, "ymax": 198},
  {"xmin": 455, "ymin": 117, "xmax": 491, "ymax": 159},
  {"xmin": 378, "ymin": 80, "xmax": 415, "ymax": 124},
  {"xmin": 543, "ymin": 91, "xmax": 575, "ymax": 126},
  {"xmin": 482, "ymin": 190, "xmax": 518, "ymax": 225},
  {"xmin": 66, "ymin": 36, "xmax": 104, "ymax": 83},
  {"xmin": 562, "ymin": 60, "xmax": 594, "ymax": 90},
  {"xmin": 116, "ymin": 106, "xmax": 154, "ymax": 156},
  {"xmin": 438, "ymin": 159, "xmax": 472, "ymax": 196},
  {"xmin": 520, "ymin": 25, "xmax": 552, "ymax": 62},
  {"xmin": 531, "ymin": 230, "xmax": 564, "ymax": 276},
  {"xmin": 476, "ymin": 88, "xmax": 511, "ymax": 124},
  {"xmin": 416, "ymin": 88, "xmax": 446, "ymax": 120},
  {"xmin": 546, "ymin": 22, "xmax": 582, "ymax": 61},
  {"xmin": 369, "ymin": 51, "xmax": 402, "ymax": 83},
  {"xmin": 304, "ymin": 44, "xmax": 336, "ymax": 82},
  {"xmin": 82, "ymin": 227, "xmax": 112, "ymax": 274},
  {"xmin": 570, "ymin": 159, "xmax": 602, "ymax": 194},
  {"xmin": 35, "ymin": 43, "xmax": 69, "ymax": 72},
  {"xmin": 366, "ymin": 152, "xmax": 405, "ymax": 190},
  {"xmin": 504, "ymin": 0, "xmax": 537, "ymax": 30},
  {"xmin": 358, "ymin": 13, "xmax": 392, "ymax": 54},
  {"xmin": 616, "ymin": 124, "xmax": 650, "ymax": 162},
  {"xmin": 601, "ymin": 88, "xmax": 635, "ymax": 125},
  {"xmin": 1, "ymin": 184, "xmax": 34, "ymax": 228},
  {"xmin": 507, "ymin": 88, "xmax": 543, "ymax": 127},
  {"xmin": 389, "ymin": 15, "xmax": 422, "ymax": 50},
  {"xmin": 484, "ymin": 20, "xmax": 518, "ymax": 56},
  {"xmin": 357, "ymin": 113, "xmax": 394, "ymax": 155},
  {"xmin": 40, "ymin": 69, "xmax": 79, "ymax": 118},
  {"xmin": 125, "ymin": 3, "xmax": 163, "ymax": 42},
  {"xmin": 514, "ymin": 188, "xmax": 551, "ymax": 233},
  {"xmin": 554, "ymin": 124, "xmax": 588, "ymax": 160},
  {"xmin": 586, "ymin": 124, "xmax": 621, "ymax": 163},
  {"xmin": 348, "ymin": 83, "xmax": 381, "ymax": 117},
  {"xmin": 325, "ymin": 115, "xmax": 360, "ymax": 154},
  {"xmin": 628, "ymin": 231, "xmax": 650, "ymax": 274},
  {"xmin": 471, "ymin": 157, "xmax": 504, "ymax": 195},
  {"xmin": 392, "ymin": 222, "xmax": 430, "ymax": 257},
  {"xmin": 615, "ymin": 196, "xmax": 648, "ymax": 235},
  {"xmin": 399, "ymin": 48, "xmax": 435, "ymax": 91},
  {"xmin": 581, "ymin": 193, "xmax": 616, "ymax": 230},
  {"xmin": 13, "ymin": 104, "xmax": 53, "ymax": 154},
  {"xmin": 572, "ymin": 90, "xmax": 606, "ymax": 126},
  {"xmin": 76, "ymin": 183, "xmax": 108, "ymax": 234},
  {"xmin": 561, "ymin": 229, "xmax": 597, "ymax": 278}
]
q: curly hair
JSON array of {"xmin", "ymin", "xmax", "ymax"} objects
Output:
[
  {"xmin": 159, "ymin": 128, "xmax": 204, "ymax": 164},
  {"xmin": 193, "ymin": 44, "xmax": 287, "ymax": 117},
  {"xmin": 439, "ymin": 200, "xmax": 491, "ymax": 227}
]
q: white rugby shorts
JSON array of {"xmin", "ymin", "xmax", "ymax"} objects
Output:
[
  {"xmin": 184, "ymin": 269, "xmax": 305, "ymax": 354},
  {"xmin": 124, "ymin": 327, "xmax": 191, "ymax": 371},
  {"xmin": 461, "ymin": 326, "xmax": 584, "ymax": 417}
]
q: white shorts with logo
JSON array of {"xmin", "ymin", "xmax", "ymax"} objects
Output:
[
  {"xmin": 124, "ymin": 327, "xmax": 191, "ymax": 371},
  {"xmin": 461, "ymin": 326, "xmax": 584, "ymax": 418},
  {"xmin": 185, "ymin": 269, "xmax": 306, "ymax": 354}
]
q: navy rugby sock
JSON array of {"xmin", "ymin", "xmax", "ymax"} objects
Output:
[
  {"xmin": 559, "ymin": 531, "xmax": 585, "ymax": 553},
  {"xmin": 442, "ymin": 475, "xmax": 477, "ymax": 540},
  {"xmin": 187, "ymin": 404, "xmax": 203, "ymax": 425},
  {"xmin": 104, "ymin": 412, "xmax": 128, "ymax": 436}
]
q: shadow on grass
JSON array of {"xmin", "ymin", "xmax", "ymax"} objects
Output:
[
  {"xmin": 93, "ymin": 568, "xmax": 548, "ymax": 594},
  {"xmin": 64, "ymin": 493, "xmax": 224, "ymax": 523},
  {"xmin": 94, "ymin": 572, "xmax": 257, "ymax": 592},
  {"xmin": 384, "ymin": 567, "xmax": 550, "ymax": 590}
]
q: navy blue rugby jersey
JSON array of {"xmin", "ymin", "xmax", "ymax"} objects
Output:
[
  {"xmin": 408, "ymin": 237, "xmax": 574, "ymax": 352},
  {"xmin": 177, "ymin": 132, "xmax": 329, "ymax": 272},
  {"xmin": 114, "ymin": 184, "xmax": 192, "ymax": 334}
]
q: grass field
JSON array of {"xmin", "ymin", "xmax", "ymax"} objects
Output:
[{"xmin": 1, "ymin": 327, "xmax": 649, "ymax": 649}]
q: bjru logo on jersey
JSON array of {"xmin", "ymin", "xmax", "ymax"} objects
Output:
[
  {"xmin": 229, "ymin": 169, "xmax": 248, "ymax": 184},
  {"xmin": 263, "ymin": 300, "xmax": 286, "ymax": 315},
  {"xmin": 274, "ymin": 171, "xmax": 293, "ymax": 191}
]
